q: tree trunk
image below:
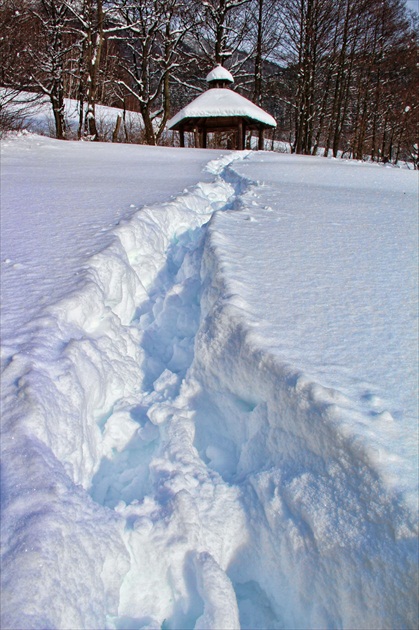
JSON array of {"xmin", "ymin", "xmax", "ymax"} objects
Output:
[
  {"xmin": 253, "ymin": 0, "xmax": 264, "ymax": 105},
  {"xmin": 258, "ymin": 125, "xmax": 264, "ymax": 150},
  {"xmin": 84, "ymin": 0, "xmax": 104, "ymax": 141},
  {"xmin": 141, "ymin": 107, "xmax": 156, "ymax": 145},
  {"xmin": 112, "ymin": 115, "xmax": 122, "ymax": 142},
  {"xmin": 51, "ymin": 93, "xmax": 66, "ymax": 140}
]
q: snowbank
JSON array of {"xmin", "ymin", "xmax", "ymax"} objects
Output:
[
  {"xmin": 191, "ymin": 225, "xmax": 418, "ymax": 629},
  {"xmin": 0, "ymin": 134, "xmax": 225, "ymax": 346}
]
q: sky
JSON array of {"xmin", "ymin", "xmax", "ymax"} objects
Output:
[{"xmin": 406, "ymin": 0, "xmax": 419, "ymax": 13}]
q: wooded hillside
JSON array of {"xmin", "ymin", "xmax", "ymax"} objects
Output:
[{"xmin": 1, "ymin": 0, "xmax": 417, "ymax": 164}]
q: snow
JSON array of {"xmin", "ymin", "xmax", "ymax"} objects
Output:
[
  {"xmin": 0, "ymin": 133, "xmax": 225, "ymax": 351},
  {"xmin": 206, "ymin": 65, "xmax": 234, "ymax": 84},
  {"xmin": 167, "ymin": 89, "xmax": 277, "ymax": 129},
  {"xmin": 223, "ymin": 153, "xmax": 418, "ymax": 503},
  {"xmin": 1, "ymin": 136, "xmax": 417, "ymax": 630}
]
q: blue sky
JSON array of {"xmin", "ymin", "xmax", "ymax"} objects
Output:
[{"xmin": 406, "ymin": 0, "xmax": 418, "ymax": 14}]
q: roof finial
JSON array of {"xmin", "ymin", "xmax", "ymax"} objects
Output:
[{"xmin": 206, "ymin": 65, "xmax": 234, "ymax": 88}]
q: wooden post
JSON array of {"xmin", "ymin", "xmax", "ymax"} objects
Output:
[
  {"xmin": 202, "ymin": 127, "xmax": 207, "ymax": 149},
  {"xmin": 238, "ymin": 120, "xmax": 244, "ymax": 150},
  {"xmin": 112, "ymin": 114, "xmax": 122, "ymax": 142},
  {"xmin": 258, "ymin": 125, "xmax": 264, "ymax": 150},
  {"xmin": 179, "ymin": 126, "xmax": 185, "ymax": 147}
]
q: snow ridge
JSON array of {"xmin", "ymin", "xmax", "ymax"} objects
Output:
[{"xmin": 1, "ymin": 150, "xmax": 417, "ymax": 630}]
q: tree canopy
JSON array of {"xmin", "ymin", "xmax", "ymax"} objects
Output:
[{"xmin": 1, "ymin": 0, "xmax": 417, "ymax": 164}]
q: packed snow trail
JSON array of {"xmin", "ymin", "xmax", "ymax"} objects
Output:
[{"xmin": 1, "ymin": 146, "xmax": 417, "ymax": 629}]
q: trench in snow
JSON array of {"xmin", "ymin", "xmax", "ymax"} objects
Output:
[
  {"xmin": 89, "ymin": 158, "xmax": 245, "ymax": 508},
  {"xmin": 84, "ymin": 152, "xmax": 278, "ymax": 630}
]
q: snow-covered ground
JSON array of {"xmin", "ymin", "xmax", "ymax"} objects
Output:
[
  {"xmin": 0, "ymin": 134, "xmax": 225, "ymax": 348},
  {"xmin": 1, "ymin": 134, "xmax": 417, "ymax": 630}
]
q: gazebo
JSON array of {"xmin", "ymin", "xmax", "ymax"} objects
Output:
[{"xmin": 167, "ymin": 65, "xmax": 276, "ymax": 150}]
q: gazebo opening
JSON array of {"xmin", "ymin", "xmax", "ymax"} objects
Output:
[{"xmin": 168, "ymin": 65, "xmax": 276, "ymax": 150}]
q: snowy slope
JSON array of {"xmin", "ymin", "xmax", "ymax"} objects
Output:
[
  {"xmin": 1, "ymin": 137, "xmax": 417, "ymax": 630},
  {"xmin": 0, "ymin": 91, "xmax": 142, "ymax": 139}
]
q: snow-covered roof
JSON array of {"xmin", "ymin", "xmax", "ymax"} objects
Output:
[
  {"xmin": 168, "ymin": 88, "xmax": 277, "ymax": 129},
  {"xmin": 206, "ymin": 65, "xmax": 234, "ymax": 84}
]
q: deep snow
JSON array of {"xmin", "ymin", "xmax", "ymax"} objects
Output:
[
  {"xmin": 1, "ymin": 136, "xmax": 418, "ymax": 630},
  {"xmin": 220, "ymin": 154, "xmax": 418, "ymax": 503},
  {"xmin": 0, "ymin": 134, "xmax": 225, "ymax": 351}
]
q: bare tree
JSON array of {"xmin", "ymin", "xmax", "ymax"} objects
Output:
[
  {"xmin": 279, "ymin": 0, "xmax": 336, "ymax": 154},
  {"xmin": 247, "ymin": 0, "xmax": 284, "ymax": 105},
  {"xmin": 273, "ymin": 0, "xmax": 417, "ymax": 161},
  {"xmin": 112, "ymin": 0, "xmax": 191, "ymax": 145},
  {"xmin": 1, "ymin": 0, "xmax": 75, "ymax": 139},
  {"xmin": 63, "ymin": 0, "xmax": 106, "ymax": 140},
  {"xmin": 194, "ymin": 0, "xmax": 251, "ymax": 66},
  {"xmin": 1, "ymin": 0, "xmax": 416, "ymax": 159}
]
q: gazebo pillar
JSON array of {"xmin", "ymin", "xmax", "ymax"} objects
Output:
[
  {"xmin": 179, "ymin": 125, "xmax": 185, "ymax": 148},
  {"xmin": 202, "ymin": 127, "xmax": 207, "ymax": 149},
  {"xmin": 258, "ymin": 125, "xmax": 264, "ymax": 150},
  {"xmin": 238, "ymin": 121, "xmax": 245, "ymax": 150}
]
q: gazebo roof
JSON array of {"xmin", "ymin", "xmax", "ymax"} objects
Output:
[
  {"xmin": 167, "ymin": 88, "xmax": 277, "ymax": 130},
  {"xmin": 205, "ymin": 65, "xmax": 234, "ymax": 85}
]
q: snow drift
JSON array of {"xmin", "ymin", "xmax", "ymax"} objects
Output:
[{"xmin": 1, "ymin": 144, "xmax": 417, "ymax": 630}]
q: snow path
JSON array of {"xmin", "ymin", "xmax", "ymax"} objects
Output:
[
  {"xmin": 88, "ymin": 154, "xmax": 253, "ymax": 629},
  {"xmin": 1, "ymin": 151, "xmax": 253, "ymax": 630},
  {"xmin": 1, "ymin": 146, "xmax": 417, "ymax": 630}
]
